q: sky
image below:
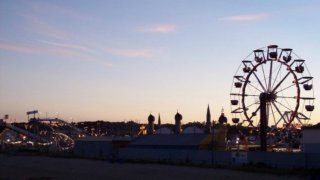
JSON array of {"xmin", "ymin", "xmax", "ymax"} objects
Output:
[{"xmin": 1, "ymin": 0, "xmax": 320, "ymax": 124}]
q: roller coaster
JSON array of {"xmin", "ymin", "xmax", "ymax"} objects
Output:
[{"xmin": 0, "ymin": 112, "xmax": 85, "ymax": 152}]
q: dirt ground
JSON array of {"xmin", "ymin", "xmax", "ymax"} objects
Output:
[{"xmin": 0, "ymin": 154, "xmax": 309, "ymax": 180}]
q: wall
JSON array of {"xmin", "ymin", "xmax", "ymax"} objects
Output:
[
  {"xmin": 303, "ymin": 129, "xmax": 320, "ymax": 143},
  {"xmin": 248, "ymin": 152, "xmax": 305, "ymax": 168},
  {"xmin": 119, "ymin": 148, "xmax": 233, "ymax": 165},
  {"xmin": 74, "ymin": 140, "xmax": 113, "ymax": 159},
  {"xmin": 302, "ymin": 129, "xmax": 320, "ymax": 153},
  {"xmin": 303, "ymin": 143, "xmax": 320, "ymax": 153},
  {"xmin": 118, "ymin": 148, "xmax": 320, "ymax": 168},
  {"xmin": 72, "ymin": 139, "xmax": 320, "ymax": 169}
]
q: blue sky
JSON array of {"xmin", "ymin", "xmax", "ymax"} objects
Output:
[{"xmin": 1, "ymin": 0, "xmax": 320, "ymax": 124}]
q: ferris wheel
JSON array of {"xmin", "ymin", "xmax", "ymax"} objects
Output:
[{"xmin": 230, "ymin": 45, "xmax": 314, "ymax": 130}]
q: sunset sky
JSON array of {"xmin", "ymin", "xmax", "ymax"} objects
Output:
[{"xmin": 1, "ymin": 0, "xmax": 320, "ymax": 124}]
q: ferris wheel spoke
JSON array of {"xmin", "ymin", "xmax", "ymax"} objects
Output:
[
  {"xmin": 271, "ymin": 72, "xmax": 290, "ymax": 94},
  {"xmin": 247, "ymin": 82, "xmax": 263, "ymax": 93},
  {"xmin": 274, "ymin": 100, "xmax": 292, "ymax": 111},
  {"xmin": 246, "ymin": 100, "xmax": 260, "ymax": 108},
  {"xmin": 245, "ymin": 94, "xmax": 260, "ymax": 97},
  {"xmin": 274, "ymin": 116, "xmax": 283, "ymax": 128},
  {"xmin": 295, "ymin": 115, "xmax": 304, "ymax": 126},
  {"xmin": 276, "ymin": 95, "xmax": 296, "ymax": 99},
  {"xmin": 245, "ymin": 119, "xmax": 254, "ymax": 127},
  {"xmin": 277, "ymin": 86, "xmax": 294, "ymax": 110},
  {"xmin": 284, "ymin": 97, "xmax": 293, "ymax": 110},
  {"xmin": 274, "ymin": 84, "xmax": 295, "ymax": 94},
  {"xmin": 252, "ymin": 72, "xmax": 267, "ymax": 92},
  {"xmin": 271, "ymin": 64, "xmax": 283, "ymax": 90},
  {"xmin": 230, "ymin": 93, "xmax": 260, "ymax": 97},
  {"xmin": 268, "ymin": 60, "xmax": 273, "ymax": 92},
  {"xmin": 248, "ymin": 105, "xmax": 260, "ymax": 121},
  {"xmin": 261, "ymin": 64, "xmax": 268, "ymax": 90},
  {"xmin": 270, "ymin": 104, "xmax": 277, "ymax": 125},
  {"xmin": 280, "ymin": 112, "xmax": 289, "ymax": 125},
  {"xmin": 271, "ymin": 102, "xmax": 287, "ymax": 126}
]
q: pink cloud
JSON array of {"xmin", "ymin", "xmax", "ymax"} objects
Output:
[
  {"xmin": 106, "ymin": 48, "xmax": 159, "ymax": 58},
  {"xmin": 137, "ymin": 24, "xmax": 176, "ymax": 33},
  {"xmin": 220, "ymin": 13, "xmax": 271, "ymax": 21}
]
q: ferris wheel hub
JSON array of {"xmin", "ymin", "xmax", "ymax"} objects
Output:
[{"xmin": 260, "ymin": 92, "xmax": 277, "ymax": 103}]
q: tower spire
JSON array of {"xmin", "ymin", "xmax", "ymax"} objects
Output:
[
  {"xmin": 158, "ymin": 113, "xmax": 161, "ymax": 127},
  {"xmin": 158, "ymin": 113, "xmax": 162, "ymax": 134},
  {"xmin": 207, "ymin": 104, "xmax": 211, "ymax": 119},
  {"xmin": 206, "ymin": 104, "xmax": 212, "ymax": 134}
]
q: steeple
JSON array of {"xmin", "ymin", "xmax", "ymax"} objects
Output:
[
  {"xmin": 205, "ymin": 104, "xmax": 212, "ymax": 134},
  {"xmin": 158, "ymin": 113, "xmax": 161, "ymax": 127},
  {"xmin": 207, "ymin": 105, "xmax": 211, "ymax": 121},
  {"xmin": 158, "ymin": 113, "xmax": 161, "ymax": 134}
]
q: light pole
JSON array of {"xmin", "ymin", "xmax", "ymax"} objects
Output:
[
  {"xmin": 259, "ymin": 93, "xmax": 268, "ymax": 152},
  {"xmin": 211, "ymin": 122, "xmax": 214, "ymax": 165}
]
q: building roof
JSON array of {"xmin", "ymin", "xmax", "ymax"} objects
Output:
[
  {"xmin": 302, "ymin": 123, "xmax": 320, "ymax": 130},
  {"xmin": 155, "ymin": 127, "xmax": 173, "ymax": 134},
  {"xmin": 183, "ymin": 126, "xmax": 204, "ymax": 134},
  {"xmin": 129, "ymin": 134, "xmax": 207, "ymax": 146}
]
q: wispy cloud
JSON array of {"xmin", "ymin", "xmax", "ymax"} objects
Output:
[
  {"xmin": 137, "ymin": 24, "xmax": 176, "ymax": 33},
  {"xmin": 220, "ymin": 13, "xmax": 271, "ymax": 21},
  {"xmin": 6, "ymin": 2, "xmax": 162, "ymax": 66},
  {"xmin": 0, "ymin": 41, "xmax": 112, "ymax": 66},
  {"xmin": 106, "ymin": 48, "xmax": 160, "ymax": 58},
  {"xmin": 37, "ymin": 40, "xmax": 93, "ymax": 53},
  {"xmin": 0, "ymin": 41, "xmax": 84, "ymax": 60},
  {"xmin": 0, "ymin": 42, "xmax": 39, "ymax": 54},
  {"xmin": 30, "ymin": 1, "xmax": 93, "ymax": 22},
  {"xmin": 21, "ymin": 13, "xmax": 69, "ymax": 41},
  {"xmin": 17, "ymin": 13, "xmax": 110, "ymax": 64}
]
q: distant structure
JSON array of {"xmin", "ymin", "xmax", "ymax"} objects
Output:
[
  {"xmin": 183, "ymin": 126, "xmax": 203, "ymax": 134},
  {"xmin": 157, "ymin": 114, "xmax": 161, "ymax": 134},
  {"xmin": 147, "ymin": 114, "xmax": 155, "ymax": 135},
  {"xmin": 218, "ymin": 108, "xmax": 227, "ymax": 124},
  {"xmin": 26, "ymin": 110, "xmax": 38, "ymax": 121},
  {"xmin": 155, "ymin": 113, "xmax": 174, "ymax": 134},
  {"xmin": 174, "ymin": 111, "xmax": 183, "ymax": 134},
  {"xmin": 205, "ymin": 105, "xmax": 211, "ymax": 134},
  {"xmin": 156, "ymin": 127, "xmax": 173, "ymax": 134},
  {"xmin": 149, "ymin": 106, "xmax": 223, "ymax": 135}
]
